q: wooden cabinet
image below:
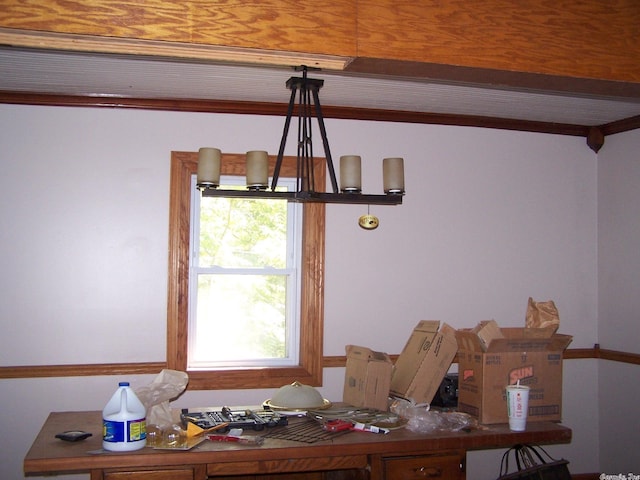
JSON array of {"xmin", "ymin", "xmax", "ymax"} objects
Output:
[{"xmin": 383, "ymin": 452, "xmax": 464, "ymax": 480}]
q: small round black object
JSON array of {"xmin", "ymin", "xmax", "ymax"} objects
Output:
[{"xmin": 55, "ymin": 431, "xmax": 93, "ymax": 442}]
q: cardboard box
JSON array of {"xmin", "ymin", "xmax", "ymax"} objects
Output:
[
  {"xmin": 389, "ymin": 321, "xmax": 458, "ymax": 404},
  {"xmin": 343, "ymin": 345, "xmax": 393, "ymax": 411},
  {"xmin": 456, "ymin": 320, "xmax": 572, "ymax": 424}
]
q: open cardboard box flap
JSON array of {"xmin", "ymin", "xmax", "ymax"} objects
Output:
[
  {"xmin": 345, "ymin": 344, "xmax": 392, "ymax": 363},
  {"xmin": 390, "ymin": 321, "xmax": 458, "ymax": 404},
  {"xmin": 343, "ymin": 345, "xmax": 393, "ymax": 411},
  {"xmin": 497, "ymin": 327, "xmax": 572, "ymax": 350},
  {"xmin": 456, "ymin": 320, "xmax": 571, "ymax": 353}
]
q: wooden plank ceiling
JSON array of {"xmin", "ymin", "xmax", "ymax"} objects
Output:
[{"xmin": 1, "ymin": 0, "xmax": 639, "ymax": 151}]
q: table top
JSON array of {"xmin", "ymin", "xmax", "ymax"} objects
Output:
[{"xmin": 24, "ymin": 410, "xmax": 572, "ymax": 476}]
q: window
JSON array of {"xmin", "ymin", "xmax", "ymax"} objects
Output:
[
  {"xmin": 188, "ymin": 176, "xmax": 302, "ymax": 369},
  {"xmin": 167, "ymin": 152, "xmax": 325, "ymax": 389}
]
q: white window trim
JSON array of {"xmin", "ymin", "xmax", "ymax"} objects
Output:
[{"xmin": 186, "ymin": 174, "xmax": 303, "ymax": 370}]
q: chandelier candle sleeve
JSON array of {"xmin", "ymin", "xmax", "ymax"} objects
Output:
[
  {"xmin": 383, "ymin": 157, "xmax": 405, "ymax": 194},
  {"xmin": 246, "ymin": 150, "xmax": 269, "ymax": 189},
  {"xmin": 340, "ymin": 155, "xmax": 362, "ymax": 193},
  {"xmin": 197, "ymin": 148, "xmax": 221, "ymax": 187}
]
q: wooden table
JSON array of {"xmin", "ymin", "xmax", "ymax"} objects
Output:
[{"xmin": 24, "ymin": 411, "xmax": 571, "ymax": 480}]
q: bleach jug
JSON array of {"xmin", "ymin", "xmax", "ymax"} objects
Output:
[{"xmin": 102, "ymin": 381, "xmax": 147, "ymax": 451}]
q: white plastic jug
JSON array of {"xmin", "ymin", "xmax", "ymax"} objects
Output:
[{"xmin": 102, "ymin": 381, "xmax": 147, "ymax": 451}]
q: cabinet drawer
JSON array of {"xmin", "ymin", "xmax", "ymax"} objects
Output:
[
  {"xmin": 207, "ymin": 455, "xmax": 367, "ymax": 476},
  {"xmin": 104, "ymin": 467, "xmax": 195, "ymax": 480},
  {"xmin": 384, "ymin": 453, "xmax": 463, "ymax": 480}
]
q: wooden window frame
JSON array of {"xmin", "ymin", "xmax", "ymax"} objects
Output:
[{"xmin": 166, "ymin": 151, "xmax": 325, "ymax": 390}]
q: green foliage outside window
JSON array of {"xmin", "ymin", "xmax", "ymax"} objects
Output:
[{"xmin": 191, "ymin": 189, "xmax": 294, "ymax": 364}]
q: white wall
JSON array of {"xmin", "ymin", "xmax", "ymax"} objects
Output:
[
  {"xmin": 597, "ymin": 129, "xmax": 640, "ymax": 472},
  {"xmin": 0, "ymin": 104, "xmax": 602, "ymax": 479}
]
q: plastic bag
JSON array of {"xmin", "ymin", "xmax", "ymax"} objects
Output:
[
  {"xmin": 134, "ymin": 369, "xmax": 189, "ymax": 428},
  {"xmin": 390, "ymin": 398, "xmax": 475, "ymax": 434}
]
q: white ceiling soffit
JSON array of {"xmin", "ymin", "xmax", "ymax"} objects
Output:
[{"xmin": 2, "ymin": 47, "xmax": 640, "ymax": 127}]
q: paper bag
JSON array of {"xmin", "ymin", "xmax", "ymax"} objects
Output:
[{"xmin": 525, "ymin": 297, "xmax": 560, "ymax": 331}]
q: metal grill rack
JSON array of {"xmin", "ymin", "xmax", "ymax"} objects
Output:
[{"xmin": 262, "ymin": 418, "xmax": 351, "ymax": 444}]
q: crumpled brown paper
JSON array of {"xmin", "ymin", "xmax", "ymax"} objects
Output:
[
  {"xmin": 134, "ymin": 369, "xmax": 189, "ymax": 428},
  {"xmin": 525, "ymin": 297, "xmax": 560, "ymax": 331}
]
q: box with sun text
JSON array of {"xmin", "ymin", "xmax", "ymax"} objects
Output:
[{"xmin": 456, "ymin": 320, "xmax": 572, "ymax": 424}]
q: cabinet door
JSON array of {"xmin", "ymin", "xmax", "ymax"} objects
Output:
[{"xmin": 383, "ymin": 453, "xmax": 464, "ymax": 480}]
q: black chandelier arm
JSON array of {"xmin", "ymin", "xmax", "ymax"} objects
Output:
[
  {"xmin": 310, "ymin": 86, "xmax": 339, "ymax": 194},
  {"xmin": 202, "ymin": 188, "xmax": 403, "ymax": 205},
  {"xmin": 272, "ymin": 73, "xmax": 340, "ymax": 196},
  {"xmin": 272, "ymin": 86, "xmax": 298, "ymax": 191},
  {"xmin": 297, "ymin": 82, "xmax": 312, "ymax": 192}
]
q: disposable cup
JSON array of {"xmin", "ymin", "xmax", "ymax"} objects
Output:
[{"xmin": 506, "ymin": 384, "xmax": 530, "ymax": 431}]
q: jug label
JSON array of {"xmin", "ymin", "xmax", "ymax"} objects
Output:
[
  {"xmin": 128, "ymin": 418, "xmax": 146, "ymax": 441},
  {"xmin": 103, "ymin": 419, "xmax": 146, "ymax": 443},
  {"xmin": 103, "ymin": 420, "xmax": 125, "ymax": 443}
]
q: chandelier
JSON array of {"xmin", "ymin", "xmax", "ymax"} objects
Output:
[{"xmin": 196, "ymin": 66, "xmax": 404, "ymax": 206}]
